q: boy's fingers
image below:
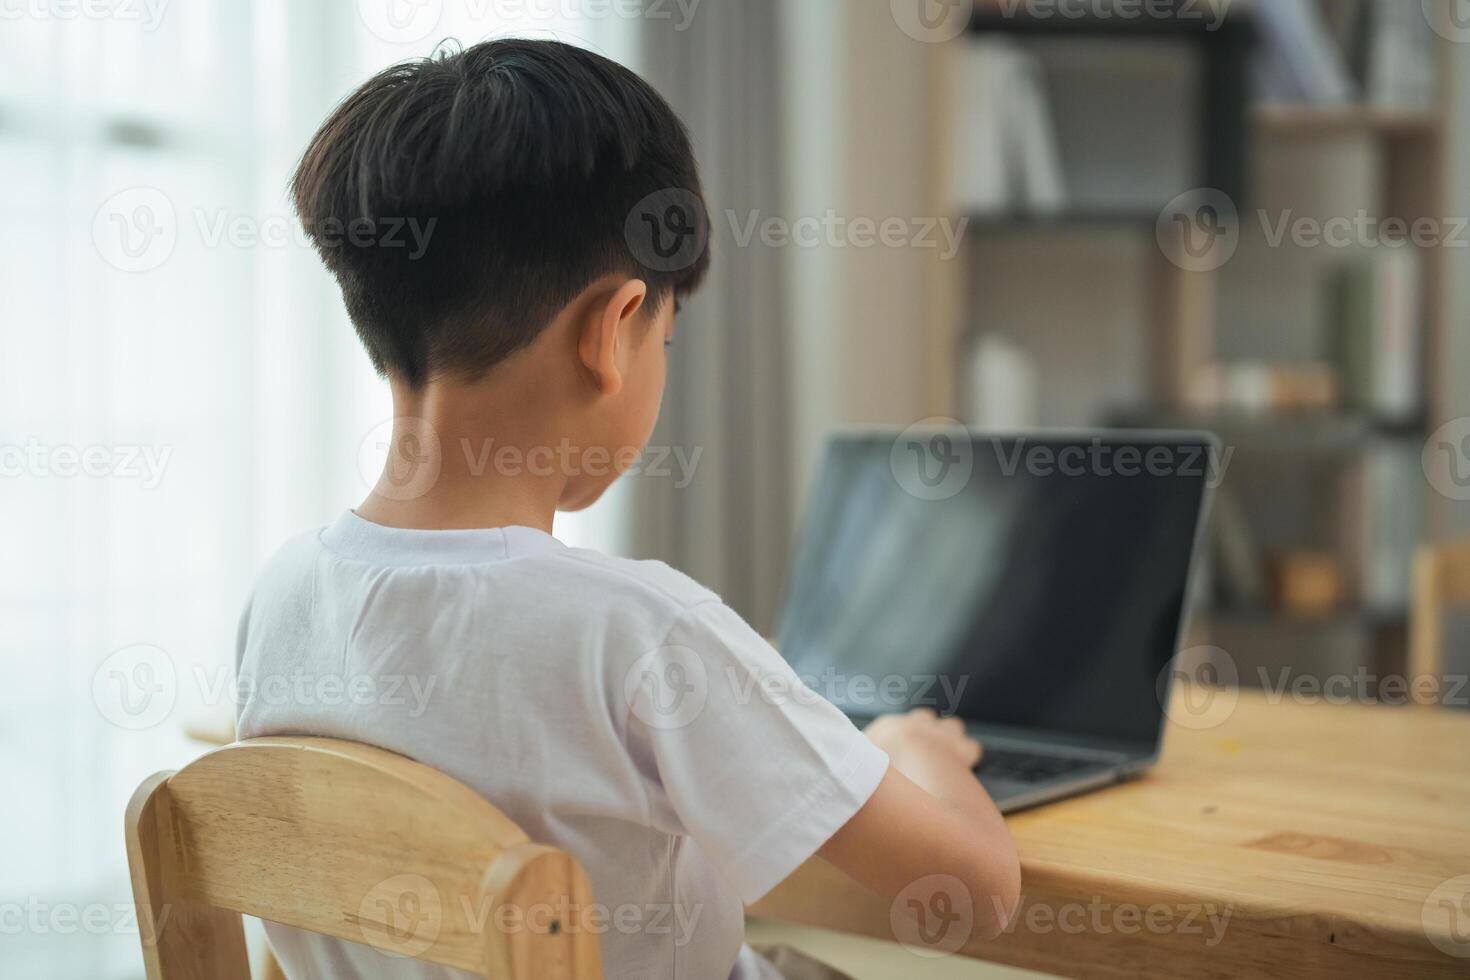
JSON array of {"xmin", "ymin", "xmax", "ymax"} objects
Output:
[
  {"xmin": 909, "ymin": 707, "xmax": 937, "ymax": 721},
  {"xmin": 965, "ymin": 738, "xmax": 983, "ymax": 765},
  {"xmin": 862, "ymin": 715, "xmax": 888, "ymax": 733}
]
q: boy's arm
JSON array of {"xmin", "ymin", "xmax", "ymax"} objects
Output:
[{"xmin": 816, "ymin": 710, "xmax": 1022, "ymax": 941}]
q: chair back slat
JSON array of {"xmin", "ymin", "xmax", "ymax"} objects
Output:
[{"xmin": 126, "ymin": 737, "xmax": 603, "ymax": 979}]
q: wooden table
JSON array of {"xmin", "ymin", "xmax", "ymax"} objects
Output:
[
  {"xmin": 192, "ymin": 688, "xmax": 1470, "ymax": 978},
  {"xmin": 751, "ymin": 687, "xmax": 1470, "ymax": 979}
]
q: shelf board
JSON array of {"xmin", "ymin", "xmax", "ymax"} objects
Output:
[
  {"xmin": 1202, "ymin": 607, "xmax": 1407, "ymax": 631},
  {"xmin": 1106, "ymin": 408, "xmax": 1426, "ymax": 453},
  {"xmin": 1252, "ymin": 103, "xmax": 1443, "ymax": 139},
  {"xmin": 968, "ymin": 0, "xmax": 1251, "ymax": 38},
  {"xmin": 964, "ymin": 210, "xmax": 1158, "ymax": 231}
]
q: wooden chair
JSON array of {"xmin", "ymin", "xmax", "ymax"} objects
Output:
[
  {"xmin": 1409, "ymin": 538, "xmax": 1470, "ymax": 707},
  {"xmin": 125, "ymin": 737, "xmax": 603, "ymax": 979}
]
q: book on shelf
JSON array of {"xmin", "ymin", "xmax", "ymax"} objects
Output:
[
  {"xmin": 1340, "ymin": 439, "xmax": 1423, "ymax": 612},
  {"xmin": 950, "ymin": 39, "xmax": 1066, "ymax": 215},
  {"xmin": 1250, "ymin": 0, "xmax": 1437, "ymax": 108},
  {"xmin": 1252, "ymin": 0, "xmax": 1356, "ymax": 104},
  {"xmin": 1318, "ymin": 0, "xmax": 1373, "ymax": 92},
  {"xmin": 1363, "ymin": 0, "xmax": 1437, "ymax": 108},
  {"xmin": 1325, "ymin": 247, "xmax": 1423, "ymax": 424}
]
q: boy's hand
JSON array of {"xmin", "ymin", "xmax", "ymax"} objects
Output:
[{"xmin": 865, "ymin": 708, "xmax": 983, "ymax": 774}]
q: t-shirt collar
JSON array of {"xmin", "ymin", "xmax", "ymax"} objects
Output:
[{"xmin": 320, "ymin": 510, "xmax": 566, "ymax": 566}]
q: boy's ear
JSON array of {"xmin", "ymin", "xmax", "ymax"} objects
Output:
[{"xmin": 578, "ymin": 278, "xmax": 649, "ymax": 396}]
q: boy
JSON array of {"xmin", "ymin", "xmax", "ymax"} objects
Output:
[{"xmin": 236, "ymin": 38, "xmax": 1019, "ymax": 980}]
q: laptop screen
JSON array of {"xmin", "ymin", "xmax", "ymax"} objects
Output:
[{"xmin": 775, "ymin": 430, "xmax": 1214, "ymax": 751}]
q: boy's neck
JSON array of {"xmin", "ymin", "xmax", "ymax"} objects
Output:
[{"xmin": 354, "ymin": 377, "xmax": 570, "ymax": 534}]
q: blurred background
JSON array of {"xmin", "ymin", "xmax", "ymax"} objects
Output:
[{"xmin": 3, "ymin": 0, "xmax": 1468, "ymax": 976}]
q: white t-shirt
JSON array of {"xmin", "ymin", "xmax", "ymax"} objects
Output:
[{"xmin": 235, "ymin": 511, "xmax": 888, "ymax": 980}]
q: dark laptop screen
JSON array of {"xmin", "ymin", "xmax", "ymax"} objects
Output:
[{"xmin": 775, "ymin": 431, "xmax": 1214, "ymax": 750}]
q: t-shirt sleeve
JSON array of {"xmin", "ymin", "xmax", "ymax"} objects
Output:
[{"xmin": 625, "ymin": 599, "xmax": 889, "ymax": 904}]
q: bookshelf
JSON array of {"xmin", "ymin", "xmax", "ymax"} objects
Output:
[
  {"xmin": 1251, "ymin": 103, "xmax": 1443, "ymax": 137},
  {"xmin": 923, "ymin": 1, "xmax": 1455, "ymax": 687}
]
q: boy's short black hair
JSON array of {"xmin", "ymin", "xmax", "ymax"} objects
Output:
[{"xmin": 291, "ymin": 38, "xmax": 710, "ymax": 387}]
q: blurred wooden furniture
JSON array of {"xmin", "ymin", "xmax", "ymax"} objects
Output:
[
  {"xmin": 126, "ymin": 737, "xmax": 602, "ymax": 979},
  {"xmin": 1269, "ymin": 550, "xmax": 1346, "ymax": 617},
  {"xmin": 927, "ymin": 5, "xmax": 1457, "ymax": 686},
  {"xmin": 753, "ymin": 685, "xmax": 1470, "ymax": 979},
  {"xmin": 1410, "ymin": 538, "xmax": 1470, "ymax": 705}
]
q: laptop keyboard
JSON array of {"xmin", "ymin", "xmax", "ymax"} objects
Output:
[{"xmin": 976, "ymin": 747, "xmax": 1102, "ymax": 784}]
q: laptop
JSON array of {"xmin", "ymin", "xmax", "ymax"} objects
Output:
[{"xmin": 774, "ymin": 428, "xmax": 1217, "ymax": 813}]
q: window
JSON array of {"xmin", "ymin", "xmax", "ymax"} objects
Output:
[{"xmin": 0, "ymin": 3, "xmax": 636, "ymax": 974}]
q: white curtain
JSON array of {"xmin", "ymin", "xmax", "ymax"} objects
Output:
[
  {"xmin": 0, "ymin": 4, "xmax": 635, "ymax": 976},
  {"xmin": 631, "ymin": 0, "xmax": 796, "ymax": 632}
]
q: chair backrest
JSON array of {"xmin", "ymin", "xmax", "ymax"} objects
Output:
[
  {"xmin": 1410, "ymin": 539, "xmax": 1470, "ymax": 707},
  {"xmin": 125, "ymin": 737, "xmax": 603, "ymax": 979}
]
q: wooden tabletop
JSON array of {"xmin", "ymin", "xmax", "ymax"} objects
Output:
[{"xmin": 751, "ymin": 687, "xmax": 1470, "ymax": 979}]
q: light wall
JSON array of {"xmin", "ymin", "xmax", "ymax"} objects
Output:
[{"xmin": 779, "ymin": 0, "xmax": 943, "ymax": 503}]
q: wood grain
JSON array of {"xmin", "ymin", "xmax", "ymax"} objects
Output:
[
  {"xmin": 125, "ymin": 737, "xmax": 604, "ymax": 979},
  {"xmin": 752, "ymin": 687, "xmax": 1470, "ymax": 979},
  {"xmin": 126, "ymin": 771, "xmax": 252, "ymax": 980}
]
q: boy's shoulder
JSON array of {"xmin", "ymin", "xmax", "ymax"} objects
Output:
[
  {"xmin": 253, "ymin": 521, "xmax": 724, "ymax": 617},
  {"xmin": 548, "ymin": 547, "xmax": 722, "ymax": 614}
]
